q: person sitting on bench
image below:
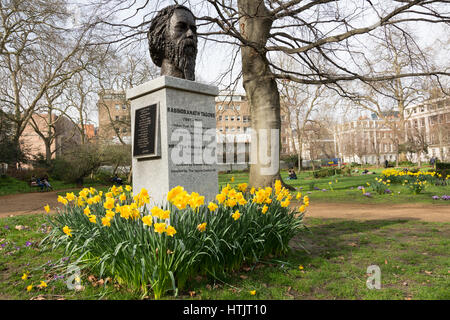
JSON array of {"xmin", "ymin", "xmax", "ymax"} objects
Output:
[
  {"xmin": 287, "ymin": 168, "xmax": 298, "ymax": 180},
  {"xmin": 112, "ymin": 175, "xmax": 123, "ymax": 186},
  {"xmin": 35, "ymin": 177, "xmax": 46, "ymax": 191},
  {"xmin": 42, "ymin": 176, "xmax": 53, "ymax": 191}
]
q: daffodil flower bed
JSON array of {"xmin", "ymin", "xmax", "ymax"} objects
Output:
[
  {"xmin": 381, "ymin": 168, "xmax": 445, "ymax": 185},
  {"xmin": 42, "ymin": 181, "xmax": 306, "ymax": 299}
]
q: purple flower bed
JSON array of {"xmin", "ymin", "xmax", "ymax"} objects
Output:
[
  {"xmin": 432, "ymin": 195, "xmax": 450, "ymax": 200},
  {"xmin": 357, "ymin": 186, "xmax": 364, "ymax": 190},
  {"xmin": 385, "ymin": 189, "xmax": 392, "ymax": 194},
  {"xmin": 363, "ymin": 192, "xmax": 372, "ymax": 197}
]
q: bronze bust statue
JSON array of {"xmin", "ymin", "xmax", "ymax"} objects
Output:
[{"xmin": 148, "ymin": 5, "xmax": 198, "ymax": 81}]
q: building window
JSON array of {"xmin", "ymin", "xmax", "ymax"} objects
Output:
[
  {"xmin": 122, "ymin": 104, "xmax": 127, "ymax": 110},
  {"xmin": 115, "ymin": 104, "xmax": 120, "ymax": 110},
  {"xmin": 225, "ymin": 116, "xmax": 229, "ymax": 121},
  {"xmin": 218, "ymin": 116, "xmax": 222, "ymax": 121},
  {"xmin": 122, "ymin": 128, "xmax": 127, "ymax": 133},
  {"xmin": 235, "ymin": 105, "xmax": 241, "ymax": 111},
  {"xmin": 237, "ymin": 116, "xmax": 241, "ymax": 121},
  {"xmin": 115, "ymin": 116, "xmax": 119, "ymax": 121},
  {"xmin": 231, "ymin": 116, "xmax": 235, "ymax": 121}
]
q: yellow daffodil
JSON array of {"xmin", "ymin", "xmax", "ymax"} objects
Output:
[
  {"xmin": 66, "ymin": 192, "xmax": 76, "ymax": 202},
  {"xmin": 166, "ymin": 225, "xmax": 177, "ymax": 237},
  {"xmin": 125, "ymin": 185, "xmax": 132, "ymax": 192},
  {"xmin": 208, "ymin": 202, "xmax": 218, "ymax": 212},
  {"xmin": 119, "ymin": 193, "xmax": 127, "ymax": 202},
  {"xmin": 26, "ymin": 285, "xmax": 33, "ymax": 292},
  {"xmin": 105, "ymin": 210, "xmax": 115, "ymax": 219},
  {"xmin": 38, "ymin": 281, "xmax": 47, "ymax": 288},
  {"xmin": 250, "ymin": 290, "xmax": 256, "ymax": 295},
  {"xmin": 159, "ymin": 209, "xmax": 170, "ymax": 220},
  {"xmin": 57, "ymin": 196, "xmax": 68, "ymax": 206},
  {"xmin": 275, "ymin": 180, "xmax": 282, "ymax": 195},
  {"xmin": 101, "ymin": 216, "xmax": 111, "ymax": 227},
  {"xmin": 231, "ymin": 210, "xmax": 240, "ymax": 221},
  {"xmin": 44, "ymin": 204, "xmax": 50, "ymax": 213},
  {"xmin": 22, "ymin": 273, "xmax": 29, "ymax": 280},
  {"xmin": 63, "ymin": 225, "xmax": 72, "ymax": 237},
  {"xmin": 299, "ymin": 205, "xmax": 306, "ymax": 213},
  {"xmin": 197, "ymin": 222, "xmax": 207, "ymax": 232},
  {"xmin": 142, "ymin": 215, "xmax": 153, "ymax": 226},
  {"xmin": 230, "ymin": 176, "xmax": 234, "ymax": 182},
  {"xmin": 296, "ymin": 192, "xmax": 302, "ymax": 200},
  {"xmin": 120, "ymin": 205, "xmax": 131, "ymax": 219},
  {"xmin": 281, "ymin": 198, "xmax": 290, "ymax": 207},
  {"xmin": 104, "ymin": 197, "xmax": 115, "ymax": 210},
  {"xmin": 226, "ymin": 198, "xmax": 237, "ymax": 208},
  {"xmin": 238, "ymin": 183, "xmax": 248, "ymax": 192},
  {"xmin": 83, "ymin": 206, "xmax": 91, "ymax": 216},
  {"xmin": 216, "ymin": 193, "xmax": 226, "ymax": 204},
  {"xmin": 88, "ymin": 215, "xmax": 96, "ymax": 224},
  {"xmin": 154, "ymin": 222, "xmax": 166, "ymax": 234},
  {"xmin": 262, "ymin": 205, "xmax": 268, "ymax": 214},
  {"xmin": 299, "ymin": 265, "xmax": 304, "ymax": 270}
]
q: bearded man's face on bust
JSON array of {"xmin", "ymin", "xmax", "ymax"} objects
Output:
[{"xmin": 164, "ymin": 8, "xmax": 197, "ymax": 80}]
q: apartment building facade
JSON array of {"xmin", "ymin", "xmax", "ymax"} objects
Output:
[
  {"xmin": 404, "ymin": 96, "xmax": 450, "ymax": 162},
  {"xmin": 334, "ymin": 115, "xmax": 398, "ymax": 165}
]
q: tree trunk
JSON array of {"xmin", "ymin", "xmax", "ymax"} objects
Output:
[
  {"xmin": 239, "ymin": 0, "xmax": 288, "ymax": 189},
  {"xmin": 45, "ymin": 141, "xmax": 52, "ymax": 166}
]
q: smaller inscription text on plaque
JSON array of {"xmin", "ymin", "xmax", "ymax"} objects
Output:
[{"xmin": 133, "ymin": 104, "xmax": 159, "ymax": 158}]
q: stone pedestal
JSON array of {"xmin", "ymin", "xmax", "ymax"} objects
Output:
[{"xmin": 126, "ymin": 76, "xmax": 219, "ymax": 206}]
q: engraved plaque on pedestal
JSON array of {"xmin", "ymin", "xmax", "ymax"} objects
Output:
[{"xmin": 133, "ymin": 103, "xmax": 160, "ymax": 159}]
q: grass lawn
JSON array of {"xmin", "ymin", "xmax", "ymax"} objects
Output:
[
  {"xmin": 1, "ymin": 213, "xmax": 448, "ymax": 300},
  {"xmin": 0, "ymin": 176, "xmax": 107, "ymax": 197},
  {"xmin": 219, "ymin": 169, "xmax": 450, "ymax": 204}
]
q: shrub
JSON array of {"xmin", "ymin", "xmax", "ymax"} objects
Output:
[
  {"xmin": 7, "ymin": 167, "xmax": 48, "ymax": 182},
  {"xmin": 312, "ymin": 168, "xmax": 342, "ymax": 178},
  {"xmin": 42, "ymin": 181, "xmax": 306, "ymax": 299},
  {"xmin": 342, "ymin": 166, "xmax": 352, "ymax": 177},
  {"xmin": 435, "ymin": 162, "xmax": 450, "ymax": 180}
]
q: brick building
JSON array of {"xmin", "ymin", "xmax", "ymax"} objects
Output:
[
  {"xmin": 97, "ymin": 90, "xmax": 131, "ymax": 144},
  {"xmin": 20, "ymin": 113, "xmax": 82, "ymax": 161}
]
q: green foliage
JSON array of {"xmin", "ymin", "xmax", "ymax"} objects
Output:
[
  {"xmin": 435, "ymin": 162, "xmax": 450, "ymax": 180},
  {"xmin": 435, "ymin": 162, "xmax": 450, "ymax": 170},
  {"xmin": 312, "ymin": 168, "xmax": 342, "ymax": 178},
  {"xmin": 280, "ymin": 154, "xmax": 298, "ymax": 168},
  {"xmin": 342, "ymin": 166, "xmax": 352, "ymax": 177},
  {"xmin": 52, "ymin": 144, "xmax": 105, "ymax": 184},
  {"xmin": 0, "ymin": 113, "xmax": 28, "ymax": 164}
]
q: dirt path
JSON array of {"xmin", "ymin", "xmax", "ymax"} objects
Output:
[
  {"xmin": 305, "ymin": 202, "xmax": 450, "ymax": 222},
  {"xmin": 0, "ymin": 191, "xmax": 67, "ymax": 218},
  {"xmin": 0, "ymin": 191, "xmax": 449, "ymax": 222}
]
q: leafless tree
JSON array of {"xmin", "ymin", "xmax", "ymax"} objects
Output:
[
  {"xmin": 0, "ymin": 0, "xmax": 104, "ymax": 164},
  {"xmin": 93, "ymin": 0, "xmax": 450, "ymax": 187}
]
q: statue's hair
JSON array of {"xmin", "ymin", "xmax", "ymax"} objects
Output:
[{"xmin": 148, "ymin": 5, "xmax": 193, "ymax": 67}]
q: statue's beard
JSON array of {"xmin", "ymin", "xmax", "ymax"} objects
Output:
[{"xmin": 166, "ymin": 38, "xmax": 197, "ymax": 81}]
